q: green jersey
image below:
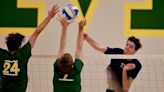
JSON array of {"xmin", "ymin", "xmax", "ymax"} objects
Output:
[
  {"xmin": 53, "ymin": 58, "xmax": 84, "ymax": 92},
  {"xmin": 0, "ymin": 48, "xmax": 5, "ymax": 92},
  {"xmin": 0, "ymin": 42, "xmax": 31, "ymax": 92}
]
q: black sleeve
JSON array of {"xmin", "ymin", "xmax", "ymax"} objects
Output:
[
  {"xmin": 104, "ymin": 47, "xmax": 123, "ymax": 54},
  {"xmin": 128, "ymin": 59, "xmax": 142, "ymax": 79}
]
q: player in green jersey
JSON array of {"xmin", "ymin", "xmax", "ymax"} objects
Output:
[
  {"xmin": 53, "ymin": 15, "xmax": 86, "ymax": 92},
  {"xmin": 0, "ymin": 4, "xmax": 59, "ymax": 92}
]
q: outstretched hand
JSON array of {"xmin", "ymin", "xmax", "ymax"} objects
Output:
[
  {"xmin": 48, "ymin": 4, "xmax": 59, "ymax": 18},
  {"xmin": 83, "ymin": 33, "xmax": 88, "ymax": 40},
  {"xmin": 79, "ymin": 19, "xmax": 86, "ymax": 31},
  {"xmin": 57, "ymin": 14, "xmax": 73, "ymax": 28}
]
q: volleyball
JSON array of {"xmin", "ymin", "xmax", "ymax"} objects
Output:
[{"xmin": 62, "ymin": 4, "xmax": 79, "ymax": 20}]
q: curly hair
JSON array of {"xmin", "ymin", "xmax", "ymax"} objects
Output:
[
  {"xmin": 6, "ymin": 33, "xmax": 25, "ymax": 52},
  {"xmin": 128, "ymin": 36, "xmax": 142, "ymax": 50}
]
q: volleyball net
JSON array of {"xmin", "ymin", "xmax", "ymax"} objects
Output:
[{"xmin": 26, "ymin": 54, "xmax": 164, "ymax": 92}]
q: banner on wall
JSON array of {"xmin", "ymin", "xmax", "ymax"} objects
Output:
[
  {"xmin": 0, "ymin": 0, "xmax": 45, "ymax": 34},
  {"xmin": 1, "ymin": 0, "xmax": 164, "ymax": 36},
  {"xmin": 124, "ymin": 0, "xmax": 164, "ymax": 36}
]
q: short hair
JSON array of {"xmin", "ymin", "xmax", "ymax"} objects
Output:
[
  {"xmin": 128, "ymin": 36, "xmax": 142, "ymax": 50},
  {"xmin": 6, "ymin": 33, "xmax": 25, "ymax": 52},
  {"xmin": 58, "ymin": 53, "xmax": 73, "ymax": 74}
]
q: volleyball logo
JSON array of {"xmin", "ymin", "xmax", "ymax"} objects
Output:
[{"xmin": 62, "ymin": 4, "xmax": 79, "ymax": 20}]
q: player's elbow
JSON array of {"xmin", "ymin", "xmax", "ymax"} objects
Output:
[{"xmin": 95, "ymin": 47, "xmax": 106, "ymax": 53}]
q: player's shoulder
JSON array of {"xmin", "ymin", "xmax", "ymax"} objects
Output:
[
  {"xmin": 132, "ymin": 59, "xmax": 142, "ymax": 68},
  {"xmin": 54, "ymin": 58, "xmax": 60, "ymax": 65},
  {"xmin": 105, "ymin": 47, "xmax": 123, "ymax": 54},
  {"xmin": 0, "ymin": 48, "xmax": 8, "ymax": 55},
  {"xmin": 74, "ymin": 58, "xmax": 84, "ymax": 69},
  {"xmin": 19, "ymin": 42, "xmax": 32, "ymax": 52},
  {"xmin": 132, "ymin": 59, "xmax": 140, "ymax": 63},
  {"xmin": 0, "ymin": 48, "xmax": 7, "ymax": 52},
  {"xmin": 74, "ymin": 58, "xmax": 83, "ymax": 64},
  {"xmin": 22, "ymin": 42, "xmax": 31, "ymax": 49}
]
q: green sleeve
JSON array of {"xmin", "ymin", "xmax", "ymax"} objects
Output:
[
  {"xmin": 74, "ymin": 58, "xmax": 84, "ymax": 72},
  {"xmin": 20, "ymin": 42, "xmax": 32, "ymax": 59},
  {"xmin": 54, "ymin": 58, "xmax": 60, "ymax": 69},
  {"xmin": 0, "ymin": 77, "xmax": 2, "ymax": 91},
  {"xmin": 0, "ymin": 48, "xmax": 5, "ymax": 56}
]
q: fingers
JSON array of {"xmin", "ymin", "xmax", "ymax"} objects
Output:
[
  {"xmin": 57, "ymin": 14, "xmax": 67, "ymax": 22},
  {"xmin": 56, "ymin": 14, "xmax": 62, "ymax": 22},
  {"xmin": 79, "ymin": 19, "xmax": 86, "ymax": 30},
  {"xmin": 127, "ymin": 64, "xmax": 135, "ymax": 68},
  {"xmin": 83, "ymin": 33, "xmax": 88, "ymax": 40},
  {"xmin": 68, "ymin": 20, "xmax": 74, "ymax": 25},
  {"xmin": 83, "ymin": 19, "xmax": 86, "ymax": 25},
  {"xmin": 52, "ymin": 4, "xmax": 59, "ymax": 13},
  {"xmin": 83, "ymin": 33, "xmax": 88, "ymax": 38},
  {"xmin": 48, "ymin": 4, "xmax": 59, "ymax": 18},
  {"xmin": 58, "ymin": 14, "xmax": 62, "ymax": 20},
  {"xmin": 80, "ymin": 19, "xmax": 86, "ymax": 26},
  {"xmin": 124, "ymin": 64, "xmax": 136, "ymax": 70}
]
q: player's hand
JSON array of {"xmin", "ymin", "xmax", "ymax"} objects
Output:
[
  {"xmin": 123, "ymin": 63, "xmax": 136, "ymax": 71},
  {"xmin": 57, "ymin": 14, "xmax": 73, "ymax": 29},
  {"xmin": 83, "ymin": 33, "xmax": 88, "ymax": 40},
  {"xmin": 79, "ymin": 19, "xmax": 86, "ymax": 31},
  {"xmin": 48, "ymin": 4, "xmax": 59, "ymax": 18}
]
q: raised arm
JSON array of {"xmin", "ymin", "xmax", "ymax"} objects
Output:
[
  {"xmin": 84, "ymin": 34, "xmax": 107, "ymax": 53},
  {"xmin": 75, "ymin": 19, "xmax": 86, "ymax": 59},
  {"xmin": 57, "ymin": 15, "xmax": 73, "ymax": 58},
  {"xmin": 29, "ymin": 4, "xmax": 59, "ymax": 48},
  {"xmin": 122, "ymin": 63, "xmax": 136, "ymax": 92}
]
